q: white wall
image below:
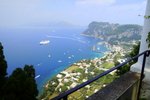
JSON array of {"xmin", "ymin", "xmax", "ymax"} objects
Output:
[{"xmin": 131, "ymin": 0, "xmax": 150, "ymax": 82}]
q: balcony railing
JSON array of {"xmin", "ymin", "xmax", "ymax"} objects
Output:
[{"xmin": 52, "ymin": 50, "xmax": 150, "ymax": 100}]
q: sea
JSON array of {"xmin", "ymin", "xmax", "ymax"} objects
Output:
[{"xmin": 0, "ymin": 27, "xmax": 107, "ymax": 92}]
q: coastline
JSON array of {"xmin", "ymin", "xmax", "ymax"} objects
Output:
[
  {"xmin": 39, "ymin": 46, "xmax": 124, "ymax": 99},
  {"xmin": 39, "ymin": 33, "xmax": 131, "ymax": 99},
  {"xmin": 39, "ymin": 32, "xmax": 136, "ymax": 99},
  {"xmin": 80, "ymin": 33, "xmax": 104, "ymax": 40},
  {"xmin": 39, "ymin": 38, "xmax": 137, "ymax": 99},
  {"xmin": 37, "ymin": 49, "xmax": 105, "ymax": 95}
]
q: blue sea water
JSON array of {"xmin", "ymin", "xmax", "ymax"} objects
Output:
[{"xmin": 0, "ymin": 27, "xmax": 107, "ymax": 91}]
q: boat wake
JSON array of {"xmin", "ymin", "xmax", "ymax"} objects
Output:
[{"xmin": 46, "ymin": 35, "xmax": 86, "ymax": 44}]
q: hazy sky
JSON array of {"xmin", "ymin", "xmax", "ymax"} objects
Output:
[{"xmin": 0, "ymin": 0, "xmax": 147, "ymax": 27}]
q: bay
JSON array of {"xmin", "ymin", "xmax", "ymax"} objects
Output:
[{"xmin": 0, "ymin": 27, "xmax": 107, "ymax": 91}]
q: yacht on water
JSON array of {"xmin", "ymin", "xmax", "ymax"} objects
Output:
[
  {"xmin": 48, "ymin": 54, "xmax": 51, "ymax": 58},
  {"xmin": 40, "ymin": 40, "xmax": 50, "ymax": 45},
  {"xmin": 58, "ymin": 60, "xmax": 62, "ymax": 63},
  {"xmin": 35, "ymin": 75, "xmax": 40, "ymax": 79}
]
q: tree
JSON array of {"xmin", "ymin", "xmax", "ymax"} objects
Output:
[
  {"xmin": 3, "ymin": 66, "xmax": 38, "ymax": 100},
  {"xmin": 3, "ymin": 68, "xmax": 26, "ymax": 100},
  {"xmin": 146, "ymin": 32, "xmax": 150, "ymax": 48},
  {"xmin": 23, "ymin": 65, "xmax": 38, "ymax": 99},
  {"xmin": 116, "ymin": 62, "xmax": 130, "ymax": 76},
  {"xmin": 129, "ymin": 42, "xmax": 140, "ymax": 62},
  {"xmin": 0, "ymin": 42, "xmax": 7, "ymax": 98},
  {"xmin": 0, "ymin": 42, "xmax": 7, "ymax": 80},
  {"xmin": 116, "ymin": 42, "xmax": 140, "ymax": 76},
  {"xmin": 0, "ymin": 42, "xmax": 38, "ymax": 100},
  {"xmin": 24, "ymin": 65, "xmax": 36, "ymax": 78}
]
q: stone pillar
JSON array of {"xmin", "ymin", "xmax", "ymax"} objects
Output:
[{"xmin": 131, "ymin": 0, "xmax": 150, "ymax": 82}]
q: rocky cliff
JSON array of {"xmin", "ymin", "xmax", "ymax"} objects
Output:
[{"xmin": 82, "ymin": 22, "xmax": 142, "ymax": 44}]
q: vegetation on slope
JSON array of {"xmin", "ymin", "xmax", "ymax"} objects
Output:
[
  {"xmin": 115, "ymin": 42, "xmax": 140, "ymax": 76},
  {"xmin": 82, "ymin": 22, "xmax": 142, "ymax": 44}
]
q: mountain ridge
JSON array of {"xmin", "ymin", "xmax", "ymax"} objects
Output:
[{"xmin": 82, "ymin": 22, "xmax": 142, "ymax": 44}]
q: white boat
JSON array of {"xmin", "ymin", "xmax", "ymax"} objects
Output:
[
  {"xmin": 48, "ymin": 54, "xmax": 51, "ymax": 58},
  {"xmin": 58, "ymin": 60, "xmax": 62, "ymax": 63},
  {"xmin": 68, "ymin": 56, "xmax": 71, "ymax": 59},
  {"xmin": 37, "ymin": 63, "xmax": 42, "ymax": 66},
  {"xmin": 35, "ymin": 75, "xmax": 40, "ymax": 79},
  {"xmin": 40, "ymin": 40, "xmax": 50, "ymax": 45}
]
